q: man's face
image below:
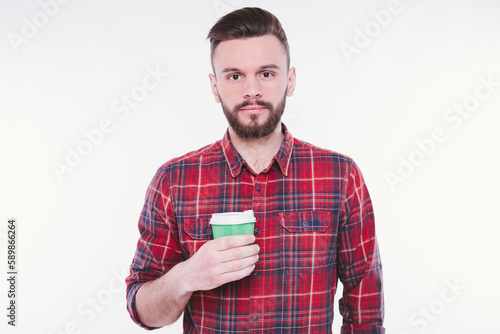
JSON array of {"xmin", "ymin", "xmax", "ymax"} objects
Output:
[{"xmin": 209, "ymin": 34, "xmax": 296, "ymax": 139}]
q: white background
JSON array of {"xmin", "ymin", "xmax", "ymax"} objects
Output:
[{"xmin": 1, "ymin": 0, "xmax": 500, "ymax": 333}]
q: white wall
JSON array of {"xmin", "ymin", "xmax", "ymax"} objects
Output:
[{"xmin": 1, "ymin": 0, "xmax": 499, "ymax": 333}]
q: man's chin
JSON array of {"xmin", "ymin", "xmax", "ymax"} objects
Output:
[
  {"xmin": 237, "ymin": 112, "xmax": 268, "ymax": 125},
  {"xmin": 232, "ymin": 119, "xmax": 281, "ymax": 139}
]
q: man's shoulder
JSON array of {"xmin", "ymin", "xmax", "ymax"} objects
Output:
[
  {"xmin": 145, "ymin": 140, "xmax": 222, "ymax": 194},
  {"xmin": 292, "ymin": 137, "xmax": 354, "ymax": 165},
  {"xmin": 160, "ymin": 140, "xmax": 223, "ymax": 171}
]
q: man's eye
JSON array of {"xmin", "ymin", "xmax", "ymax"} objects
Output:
[
  {"xmin": 262, "ymin": 72, "xmax": 274, "ymax": 78},
  {"xmin": 228, "ymin": 74, "xmax": 240, "ymax": 81}
]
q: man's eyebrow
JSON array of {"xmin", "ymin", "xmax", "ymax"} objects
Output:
[
  {"xmin": 221, "ymin": 67, "xmax": 241, "ymax": 74},
  {"xmin": 258, "ymin": 64, "xmax": 280, "ymax": 71},
  {"xmin": 221, "ymin": 64, "xmax": 281, "ymax": 74}
]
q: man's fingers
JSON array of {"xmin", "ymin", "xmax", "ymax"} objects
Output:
[
  {"xmin": 218, "ymin": 243, "xmax": 260, "ymax": 263},
  {"xmin": 220, "ymin": 263, "xmax": 256, "ymax": 283},
  {"xmin": 190, "ymin": 234, "xmax": 259, "ymax": 290},
  {"xmin": 212, "ymin": 234, "xmax": 256, "ymax": 251},
  {"xmin": 219, "ymin": 253, "xmax": 259, "ymax": 274}
]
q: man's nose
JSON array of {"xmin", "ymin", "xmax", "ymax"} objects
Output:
[{"xmin": 243, "ymin": 76, "xmax": 262, "ymax": 99}]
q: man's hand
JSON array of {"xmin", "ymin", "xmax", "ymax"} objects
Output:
[
  {"xmin": 182, "ymin": 234, "xmax": 260, "ymax": 292},
  {"xmin": 135, "ymin": 234, "xmax": 259, "ymax": 327}
]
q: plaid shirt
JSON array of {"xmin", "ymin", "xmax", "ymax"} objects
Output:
[{"xmin": 126, "ymin": 124, "xmax": 384, "ymax": 333}]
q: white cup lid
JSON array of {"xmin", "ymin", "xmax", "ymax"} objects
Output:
[{"xmin": 209, "ymin": 210, "xmax": 256, "ymax": 225}]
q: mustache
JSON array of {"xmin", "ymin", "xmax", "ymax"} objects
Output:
[{"xmin": 234, "ymin": 99, "xmax": 273, "ymax": 111}]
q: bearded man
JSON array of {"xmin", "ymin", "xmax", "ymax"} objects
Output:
[{"xmin": 126, "ymin": 7, "xmax": 385, "ymax": 334}]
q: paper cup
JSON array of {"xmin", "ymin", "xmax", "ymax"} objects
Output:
[{"xmin": 209, "ymin": 210, "xmax": 256, "ymax": 239}]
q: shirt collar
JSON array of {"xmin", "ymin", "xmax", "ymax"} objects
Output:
[{"xmin": 221, "ymin": 123, "xmax": 294, "ymax": 177}]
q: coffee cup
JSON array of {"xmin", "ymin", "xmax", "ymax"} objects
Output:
[{"xmin": 209, "ymin": 210, "xmax": 256, "ymax": 239}]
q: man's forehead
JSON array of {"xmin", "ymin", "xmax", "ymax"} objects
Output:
[{"xmin": 212, "ymin": 34, "xmax": 287, "ymax": 73}]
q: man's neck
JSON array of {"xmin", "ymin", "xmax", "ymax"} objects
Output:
[{"xmin": 228, "ymin": 124, "xmax": 284, "ymax": 174}]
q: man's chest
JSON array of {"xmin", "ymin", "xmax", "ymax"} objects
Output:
[{"xmin": 171, "ymin": 161, "xmax": 345, "ymax": 276}]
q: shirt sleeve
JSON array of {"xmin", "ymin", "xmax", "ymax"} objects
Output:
[
  {"xmin": 125, "ymin": 166, "xmax": 184, "ymax": 330},
  {"xmin": 338, "ymin": 160, "xmax": 385, "ymax": 334}
]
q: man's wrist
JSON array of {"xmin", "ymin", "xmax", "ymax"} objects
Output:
[{"xmin": 166, "ymin": 260, "xmax": 195, "ymax": 297}]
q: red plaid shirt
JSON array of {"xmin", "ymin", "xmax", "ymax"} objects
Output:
[{"xmin": 126, "ymin": 124, "xmax": 384, "ymax": 333}]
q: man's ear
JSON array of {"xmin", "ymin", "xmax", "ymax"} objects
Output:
[
  {"xmin": 209, "ymin": 73, "xmax": 221, "ymax": 103},
  {"xmin": 286, "ymin": 67, "xmax": 296, "ymax": 97}
]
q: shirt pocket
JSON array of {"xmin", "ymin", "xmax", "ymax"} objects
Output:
[
  {"xmin": 279, "ymin": 210, "xmax": 335, "ymax": 275},
  {"xmin": 181, "ymin": 219, "xmax": 213, "ymax": 258}
]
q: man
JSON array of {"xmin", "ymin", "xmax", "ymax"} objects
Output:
[{"xmin": 126, "ymin": 7, "xmax": 384, "ymax": 333}]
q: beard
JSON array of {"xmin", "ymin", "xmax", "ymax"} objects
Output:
[{"xmin": 221, "ymin": 91, "xmax": 287, "ymax": 139}]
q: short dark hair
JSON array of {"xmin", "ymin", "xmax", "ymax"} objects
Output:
[{"xmin": 207, "ymin": 7, "xmax": 290, "ymax": 71}]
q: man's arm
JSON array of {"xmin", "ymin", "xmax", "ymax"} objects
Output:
[
  {"xmin": 126, "ymin": 167, "xmax": 259, "ymax": 329},
  {"xmin": 135, "ymin": 259, "xmax": 192, "ymax": 327},
  {"xmin": 135, "ymin": 234, "xmax": 259, "ymax": 328},
  {"xmin": 337, "ymin": 160, "xmax": 385, "ymax": 334}
]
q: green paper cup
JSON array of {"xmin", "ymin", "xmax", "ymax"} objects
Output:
[{"xmin": 209, "ymin": 210, "xmax": 256, "ymax": 239}]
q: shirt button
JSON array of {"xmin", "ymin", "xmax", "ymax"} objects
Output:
[
  {"xmin": 256, "ymin": 185, "xmax": 262, "ymax": 191},
  {"xmin": 254, "ymin": 228, "xmax": 260, "ymax": 235},
  {"xmin": 302, "ymin": 220, "xmax": 309, "ymax": 227},
  {"xmin": 253, "ymin": 316, "xmax": 259, "ymax": 322},
  {"xmin": 254, "ymin": 272, "xmax": 260, "ymax": 278},
  {"xmin": 206, "ymin": 228, "xmax": 212, "ymax": 235}
]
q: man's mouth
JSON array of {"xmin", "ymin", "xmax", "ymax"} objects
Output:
[{"xmin": 240, "ymin": 105, "xmax": 267, "ymax": 114}]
